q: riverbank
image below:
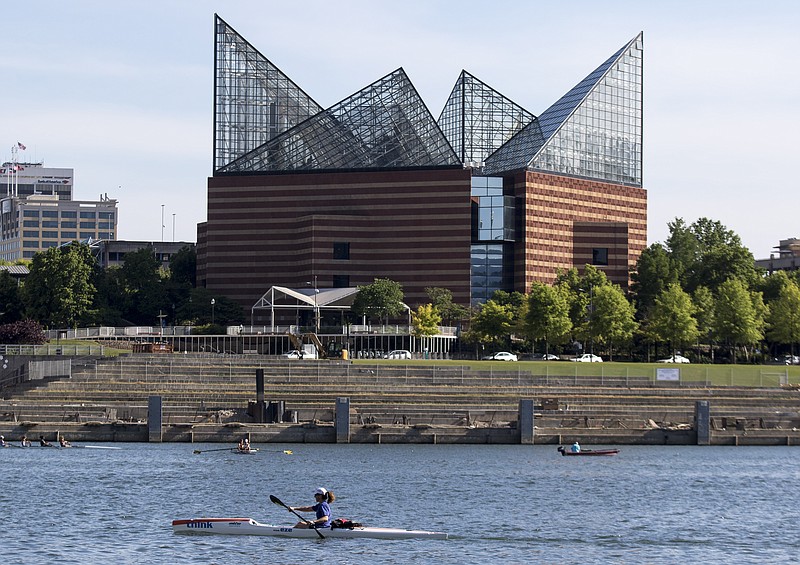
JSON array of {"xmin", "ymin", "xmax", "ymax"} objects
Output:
[{"xmin": 2, "ymin": 421, "xmax": 798, "ymax": 447}]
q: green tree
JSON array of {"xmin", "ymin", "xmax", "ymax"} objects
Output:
[
  {"xmin": 765, "ymin": 275, "xmax": 800, "ymax": 356},
  {"xmin": 411, "ymin": 303, "xmax": 442, "ymax": 337},
  {"xmin": 666, "ymin": 217, "xmax": 758, "ymax": 293},
  {"xmin": 351, "ymin": 278, "xmax": 405, "ymax": 324},
  {"xmin": 465, "ymin": 300, "xmax": 514, "ymax": 352},
  {"xmin": 425, "ymin": 287, "xmax": 468, "ymax": 324},
  {"xmin": 120, "ymin": 247, "xmax": 169, "ymax": 325},
  {"xmin": 693, "ymin": 286, "xmax": 716, "ymax": 361},
  {"xmin": 169, "ymin": 245, "xmax": 197, "ymax": 286},
  {"xmin": 521, "ymin": 282, "xmax": 572, "ymax": 354},
  {"xmin": 590, "ymin": 284, "xmax": 638, "ymax": 361},
  {"xmin": 630, "ymin": 243, "xmax": 677, "ymax": 317},
  {"xmin": 648, "ymin": 283, "xmax": 699, "ymax": 359},
  {"xmin": 23, "ymin": 244, "xmax": 96, "ymax": 327},
  {"xmin": 714, "ymin": 278, "xmax": 766, "ymax": 362},
  {"xmin": 0, "ymin": 271, "xmax": 23, "ymax": 324}
]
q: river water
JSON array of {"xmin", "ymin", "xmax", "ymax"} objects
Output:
[{"xmin": 1, "ymin": 442, "xmax": 798, "ymax": 564}]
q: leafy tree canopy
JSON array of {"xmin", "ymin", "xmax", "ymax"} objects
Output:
[{"xmin": 351, "ymin": 278, "xmax": 405, "ymax": 323}]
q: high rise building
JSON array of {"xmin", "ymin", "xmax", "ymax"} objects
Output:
[
  {"xmin": 0, "ymin": 158, "xmax": 118, "ymax": 261},
  {"xmin": 198, "ymin": 15, "xmax": 646, "ymax": 320}
]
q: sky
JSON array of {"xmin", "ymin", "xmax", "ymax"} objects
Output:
[{"xmin": 2, "ymin": 0, "xmax": 798, "ymax": 258}]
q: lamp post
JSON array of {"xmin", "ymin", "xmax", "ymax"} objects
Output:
[
  {"xmin": 172, "ymin": 213, "xmax": 176, "ymax": 241},
  {"xmin": 161, "ymin": 204, "xmax": 165, "ymax": 242},
  {"xmin": 211, "ymin": 298, "xmax": 216, "ymax": 325},
  {"xmin": 306, "ymin": 276, "xmax": 319, "ymax": 333}
]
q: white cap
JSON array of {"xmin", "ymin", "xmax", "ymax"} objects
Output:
[{"xmin": 314, "ymin": 487, "xmax": 327, "ymax": 496}]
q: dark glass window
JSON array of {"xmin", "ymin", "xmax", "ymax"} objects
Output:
[
  {"xmin": 333, "ymin": 242, "xmax": 350, "ymax": 260},
  {"xmin": 592, "ymin": 248, "xmax": 609, "ymax": 266},
  {"xmin": 332, "ymin": 275, "xmax": 350, "ymax": 288}
]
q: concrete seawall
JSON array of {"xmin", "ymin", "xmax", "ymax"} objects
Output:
[{"xmin": 1, "ymin": 421, "xmax": 797, "ymax": 447}]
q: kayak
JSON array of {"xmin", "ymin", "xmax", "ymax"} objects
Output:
[
  {"xmin": 172, "ymin": 517, "xmax": 448, "ymax": 539},
  {"xmin": 558, "ymin": 446, "xmax": 620, "ymax": 456}
]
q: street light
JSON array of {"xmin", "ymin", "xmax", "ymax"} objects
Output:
[
  {"xmin": 306, "ymin": 276, "xmax": 319, "ymax": 333},
  {"xmin": 211, "ymin": 298, "xmax": 216, "ymax": 325}
]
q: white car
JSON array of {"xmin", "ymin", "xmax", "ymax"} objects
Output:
[
  {"xmin": 484, "ymin": 352, "xmax": 518, "ymax": 362},
  {"xmin": 657, "ymin": 355, "xmax": 690, "ymax": 364},
  {"xmin": 571, "ymin": 353, "xmax": 603, "ymax": 362},
  {"xmin": 283, "ymin": 350, "xmax": 304, "ymax": 359},
  {"xmin": 384, "ymin": 350, "xmax": 412, "ymax": 359}
]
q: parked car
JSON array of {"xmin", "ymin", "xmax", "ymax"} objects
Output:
[
  {"xmin": 482, "ymin": 351, "xmax": 518, "ymax": 362},
  {"xmin": 785, "ymin": 354, "xmax": 800, "ymax": 365},
  {"xmin": 657, "ymin": 355, "xmax": 691, "ymax": 364},
  {"xmin": 283, "ymin": 349, "xmax": 318, "ymax": 359},
  {"xmin": 571, "ymin": 353, "xmax": 603, "ymax": 363},
  {"xmin": 532, "ymin": 353, "xmax": 560, "ymax": 361},
  {"xmin": 384, "ymin": 349, "xmax": 412, "ymax": 359}
]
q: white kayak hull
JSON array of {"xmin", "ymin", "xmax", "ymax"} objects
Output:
[{"xmin": 172, "ymin": 517, "xmax": 447, "ymax": 540}]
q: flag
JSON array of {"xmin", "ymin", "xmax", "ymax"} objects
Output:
[{"xmin": 17, "ymin": 142, "xmax": 26, "ymax": 150}]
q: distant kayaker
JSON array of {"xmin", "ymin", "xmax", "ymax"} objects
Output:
[
  {"xmin": 571, "ymin": 441, "xmax": 581, "ymax": 453},
  {"xmin": 0, "ymin": 435, "xmax": 6, "ymax": 447},
  {"xmin": 290, "ymin": 487, "xmax": 335, "ymax": 529},
  {"xmin": 59, "ymin": 436, "xmax": 72, "ymax": 448},
  {"xmin": 39, "ymin": 435, "xmax": 53, "ymax": 447},
  {"xmin": 20, "ymin": 435, "xmax": 31, "ymax": 447}
]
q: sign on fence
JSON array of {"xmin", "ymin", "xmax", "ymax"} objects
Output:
[{"xmin": 656, "ymin": 368, "xmax": 680, "ymax": 381}]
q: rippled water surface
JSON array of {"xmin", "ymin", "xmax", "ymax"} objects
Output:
[{"xmin": 2, "ymin": 443, "xmax": 799, "ymax": 564}]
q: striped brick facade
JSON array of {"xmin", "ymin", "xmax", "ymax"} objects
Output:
[
  {"xmin": 197, "ymin": 168, "xmax": 473, "ymax": 319},
  {"xmin": 512, "ymin": 170, "xmax": 647, "ymax": 290}
]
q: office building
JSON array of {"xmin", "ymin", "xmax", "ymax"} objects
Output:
[{"xmin": 0, "ymin": 160, "xmax": 118, "ymax": 261}]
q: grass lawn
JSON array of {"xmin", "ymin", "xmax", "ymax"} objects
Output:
[{"xmin": 352, "ymin": 358, "xmax": 800, "ymax": 387}]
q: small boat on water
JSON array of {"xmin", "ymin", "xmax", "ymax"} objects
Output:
[
  {"xmin": 232, "ymin": 448, "xmax": 259, "ymax": 455},
  {"xmin": 172, "ymin": 517, "xmax": 448, "ymax": 540},
  {"xmin": 558, "ymin": 446, "xmax": 620, "ymax": 456}
]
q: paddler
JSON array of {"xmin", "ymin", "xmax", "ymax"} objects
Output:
[
  {"xmin": 290, "ymin": 487, "xmax": 335, "ymax": 529},
  {"xmin": 39, "ymin": 435, "xmax": 54, "ymax": 447},
  {"xmin": 0, "ymin": 435, "xmax": 6, "ymax": 448},
  {"xmin": 59, "ymin": 436, "xmax": 72, "ymax": 448}
]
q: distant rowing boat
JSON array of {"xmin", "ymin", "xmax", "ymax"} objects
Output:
[
  {"xmin": 172, "ymin": 517, "xmax": 448, "ymax": 539},
  {"xmin": 232, "ymin": 448, "xmax": 259, "ymax": 455},
  {"xmin": 558, "ymin": 446, "xmax": 620, "ymax": 456}
]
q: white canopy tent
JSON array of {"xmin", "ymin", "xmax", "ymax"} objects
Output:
[{"xmin": 251, "ymin": 286, "xmax": 361, "ymax": 332}]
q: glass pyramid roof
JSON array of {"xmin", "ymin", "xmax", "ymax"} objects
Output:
[
  {"xmin": 437, "ymin": 71, "xmax": 536, "ymax": 167},
  {"xmin": 221, "ymin": 68, "xmax": 460, "ymax": 172},
  {"xmin": 214, "ymin": 15, "xmax": 323, "ymax": 172},
  {"xmin": 484, "ymin": 33, "xmax": 643, "ymax": 186}
]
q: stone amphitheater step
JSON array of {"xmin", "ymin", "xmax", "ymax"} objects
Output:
[{"xmin": 3, "ymin": 355, "xmax": 799, "ymax": 427}]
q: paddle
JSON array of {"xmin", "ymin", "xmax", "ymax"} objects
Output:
[
  {"xmin": 269, "ymin": 494, "xmax": 325, "ymax": 539},
  {"xmin": 192, "ymin": 447, "xmax": 235, "ymax": 454}
]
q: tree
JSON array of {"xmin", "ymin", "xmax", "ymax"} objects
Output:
[
  {"xmin": 0, "ymin": 271, "xmax": 23, "ymax": 324},
  {"xmin": 693, "ymin": 286, "xmax": 716, "ymax": 361},
  {"xmin": 589, "ymin": 284, "xmax": 638, "ymax": 361},
  {"xmin": 647, "ymin": 283, "xmax": 699, "ymax": 358},
  {"xmin": 714, "ymin": 278, "xmax": 766, "ymax": 362},
  {"xmin": 120, "ymin": 247, "xmax": 169, "ymax": 325},
  {"xmin": 665, "ymin": 217, "xmax": 758, "ymax": 293},
  {"xmin": 351, "ymin": 278, "xmax": 405, "ymax": 324},
  {"xmin": 411, "ymin": 303, "xmax": 442, "ymax": 337},
  {"xmin": 765, "ymin": 275, "xmax": 800, "ymax": 357},
  {"xmin": 464, "ymin": 300, "xmax": 514, "ymax": 353},
  {"xmin": 23, "ymin": 244, "xmax": 96, "ymax": 327},
  {"xmin": 169, "ymin": 245, "xmax": 197, "ymax": 286},
  {"xmin": 521, "ymin": 282, "xmax": 572, "ymax": 354},
  {"xmin": 425, "ymin": 287, "xmax": 468, "ymax": 324},
  {"xmin": 630, "ymin": 243, "xmax": 677, "ymax": 317}
]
